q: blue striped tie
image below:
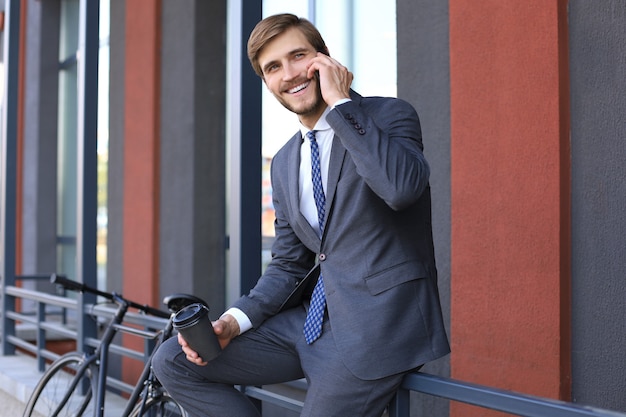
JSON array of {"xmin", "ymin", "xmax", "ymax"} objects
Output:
[{"xmin": 303, "ymin": 131, "xmax": 326, "ymax": 344}]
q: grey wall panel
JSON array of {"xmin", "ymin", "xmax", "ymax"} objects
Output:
[
  {"xmin": 397, "ymin": 0, "xmax": 451, "ymax": 416},
  {"xmin": 107, "ymin": 0, "xmax": 125, "ymax": 295},
  {"xmin": 569, "ymin": 0, "xmax": 626, "ymax": 412},
  {"xmin": 160, "ymin": 0, "xmax": 227, "ymax": 313},
  {"xmin": 22, "ymin": 0, "xmax": 60, "ymax": 280}
]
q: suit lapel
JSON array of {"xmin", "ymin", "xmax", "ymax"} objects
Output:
[
  {"xmin": 324, "ymin": 135, "xmax": 347, "ymax": 223},
  {"xmin": 287, "ymin": 132, "xmax": 302, "ymax": 219},
  {"xmin": 287, "ymin": 132, "xmax": 321, "ymax": 243}
]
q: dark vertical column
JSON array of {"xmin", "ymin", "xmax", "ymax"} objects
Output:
[
  {"xmin": 0, "ymin": 0, "xmax": 21, "ymax": 355},
  {"xmin": 192, "ymin": 0, "xmax": 227, "ymax": 313},
  {"xmin": 77, "ymin": 0, "xmax": 100, "ymax": 287},
  {"xmin": 238, "ymin": 3, "xmax": 262, "ymax": 295},
  {"xmin": 76, "ymin": 0, "xmax": 100, "ymax": 353}
]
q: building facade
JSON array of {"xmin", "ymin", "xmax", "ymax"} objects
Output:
[{"xmin": 1, "ymin": 0, "xmax": 625, "ymax": 415}]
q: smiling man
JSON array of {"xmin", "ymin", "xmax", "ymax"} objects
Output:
[{"xmin": 153, "ymin": 13, "xmax": 450, "ymax": 417}]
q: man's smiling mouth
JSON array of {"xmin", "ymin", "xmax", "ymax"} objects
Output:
[{"xmin": 286, "ymin": 81, "xmax": 310, "ymax": 94}]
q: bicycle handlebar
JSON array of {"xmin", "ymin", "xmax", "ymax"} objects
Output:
[{"xmin": 51, "ymin": 274, "xmax": 170, "ymax": 319}]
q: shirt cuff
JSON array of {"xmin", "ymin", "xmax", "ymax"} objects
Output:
[
  {"xmin": 221, "ymin": 307, "xmax": 253, "ymax": 334},
  {"xmin": 332, "ymin": 98, "xmax": 352, "ymax": 108}
]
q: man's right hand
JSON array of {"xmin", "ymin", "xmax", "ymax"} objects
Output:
[
  {"xmin": 179, "ymin": 314, "xmax": 240, "ymax": 366},
  {"xmin": 179, "ymin": 332, "xmax": 208, "ymax": 366},
  {"xmin": 213, "ymin": 313, "xmax": 241, "ymax": 349}
]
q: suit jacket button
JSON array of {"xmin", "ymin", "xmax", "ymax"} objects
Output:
[
  {"xmin": 319, "ymin": 253, "xmax": 326, "ymax": 262},
  {"xmin": 354, "ymin": 123, "xmax": 362, "ymax": 129},
  {"xmin": 358, "ymin": 128, "xmax": 366, "ymax": 135}
]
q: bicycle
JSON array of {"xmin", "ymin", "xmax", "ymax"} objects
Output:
[{"xmin": 23, "ymin": 274, "xmax": 208, "ymax": 417}]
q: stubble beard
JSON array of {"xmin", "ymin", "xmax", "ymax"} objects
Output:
[{"xmin": 276, "ymin": 82, "xmax": 325, "ymax": 119}]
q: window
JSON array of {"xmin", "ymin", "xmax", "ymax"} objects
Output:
[
  {"xmin": 57, "ymin": 0, "xmax": 80, "ymax": 282},
  {"xmin": 97, "ymin": 0, "xmax": 110, "ymax": 289},
  {"xmin": 56, "ymin": 0, "xmax": 109, "ymax": 289}
]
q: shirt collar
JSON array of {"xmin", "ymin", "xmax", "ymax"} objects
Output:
[{"xmin": 299, "ymin": 106, "xmax": 332, "ymax": 138}]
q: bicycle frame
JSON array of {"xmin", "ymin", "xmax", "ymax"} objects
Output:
[
  {"xmin": 49, "ymin": 275, "xmax": 173, "ymax": 417},
  {"xmin": 121, "ymin": 312, "xmax": 175, "ymax": 416}
]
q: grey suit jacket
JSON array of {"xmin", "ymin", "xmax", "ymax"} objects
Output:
[{"xmin": 233, "ymin": 90, "xmax": 450, "ymax": 380}]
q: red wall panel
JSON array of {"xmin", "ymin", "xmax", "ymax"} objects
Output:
[
  {"xmin": 123, "ymin": 0, "xmax": 161, "ymax": 307},
  {"xmin": 122, "ymin": 0, "xmax": 161, "ymax": 382},
  {"xmin": 449, "ymin": 1, "xmax": 571, "ymax": 414}
]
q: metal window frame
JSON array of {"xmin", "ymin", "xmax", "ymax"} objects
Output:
[
  {"xmin": 226, "ymin": 0, "xmax": 263, "ymax": 303},
  {"xmin": 74, "ymin": 0, "xmax": 100, "ymax": 352},
  {"xmin": 1, "ymin": 0, "xmax": 21, "ymax": 355}
]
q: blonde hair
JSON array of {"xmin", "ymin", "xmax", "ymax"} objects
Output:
[{"xmin": 247, "ymin": 13, "xmax": 329, "ymax": 78}]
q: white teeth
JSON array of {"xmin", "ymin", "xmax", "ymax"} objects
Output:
[{"xmin": 288, "ymin": 81, "xmax": 309, "ymax": 94}]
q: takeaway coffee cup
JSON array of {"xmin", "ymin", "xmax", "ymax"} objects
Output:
[{"xmin": 172, "ymin": 303, "xmax": 221, "ymax": 362}]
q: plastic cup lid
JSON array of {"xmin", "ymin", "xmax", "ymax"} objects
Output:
[{"xmin": 173, "ymin": 303, "xmax": 207, "ymax": 326}]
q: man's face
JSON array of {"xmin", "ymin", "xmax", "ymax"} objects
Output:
[{"xmin": 257, "ymin": 27, "xmax": 325, "ymax": 123}]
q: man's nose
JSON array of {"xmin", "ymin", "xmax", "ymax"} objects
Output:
[{"xmin": 282, "ymin": 62, "xmax": 299, "ymax": 81}]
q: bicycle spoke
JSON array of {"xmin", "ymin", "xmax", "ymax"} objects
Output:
[
  {"xmin": 23, "ymin": 353, "xmax": 95, "ymax": 417},
  {"xmin": 130, "ymin": 393, "xmax": 187, "ymax": 417}
]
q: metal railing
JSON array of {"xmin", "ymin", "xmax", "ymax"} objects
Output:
[
  {"xmin": 2, "ymin": 282, "xmax": 168, "ymax": 395},
  {"xmin": 389, "ymin": 373, "xmax": 626, "ymax": 417},
  {"xmin": 239, "ymin": 373, "xmax": 626, "ymax": 417},
  {"xmin": 3, "ymin": 283, "xmax": 626, "ymax": 417}
]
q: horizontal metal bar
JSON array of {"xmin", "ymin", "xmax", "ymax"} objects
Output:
[
  {"xmin": 84, "ymin": 337, "xmax": 146, "ymax": 362},
  {"xmin": 56, "ymin": 235, "xmax": 76, "ymax": 245},
  {"xmin": 5, "ymin": 312, "xmax": 77, "ymax": 339},
  {"xmin": 88, "ymin": 304, "xmax": 169, "ymax": 329},
  {"xmin": 15, "ymin": 275, "xmax": 56, "ymax": 281},
  {"xmin": 37, "ymin": 322, "xmax": 77, "ymax": 339},
  {"xmin": 111, "ymin": 323, "xmax": 160, "ymax": 340},
  {"xmin": 401, "ymin": 373, "xmax": 626, "ymax": 417},
  {"xmin": 6, "ymin": 286, "xmax": 162, "ymax": 363},
  {"xmin": 241, "ymin": 386, "xmax": 304, "ymax": 413},
  {"xmin": 5, "ymin": 285, "xmax": 76, "ymax": 309},
  {"xmin": 5, "ymin": 335, "xmax": 62, "ymax": 363},
  {"xmin": 8, "ymin": 285, "xmax": 169, "ymax": 329},
  {"xmin": 105, "ymin": 374, "xmax": 135, "ymax": 395},
  {"xmin": 282, "ymin": 378, "xmax": 307, "ymax": 390}
]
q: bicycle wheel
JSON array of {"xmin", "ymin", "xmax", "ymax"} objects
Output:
[
  {"xmin": 129, "ymin": 393, "xmax": 188, "ymax": 417},
  {"xmin": 23, "ymin": 352, "xmax": 95, "ymax": 417}
]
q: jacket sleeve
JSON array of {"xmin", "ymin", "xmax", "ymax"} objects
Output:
[{"xmin": 327, "ymin": 97, "xmax": 430, "ymax": 211}]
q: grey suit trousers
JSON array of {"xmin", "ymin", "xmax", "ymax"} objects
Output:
[{"xmin": 152, "ymin": 305, "xmax": 406, "ymax": 417}]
